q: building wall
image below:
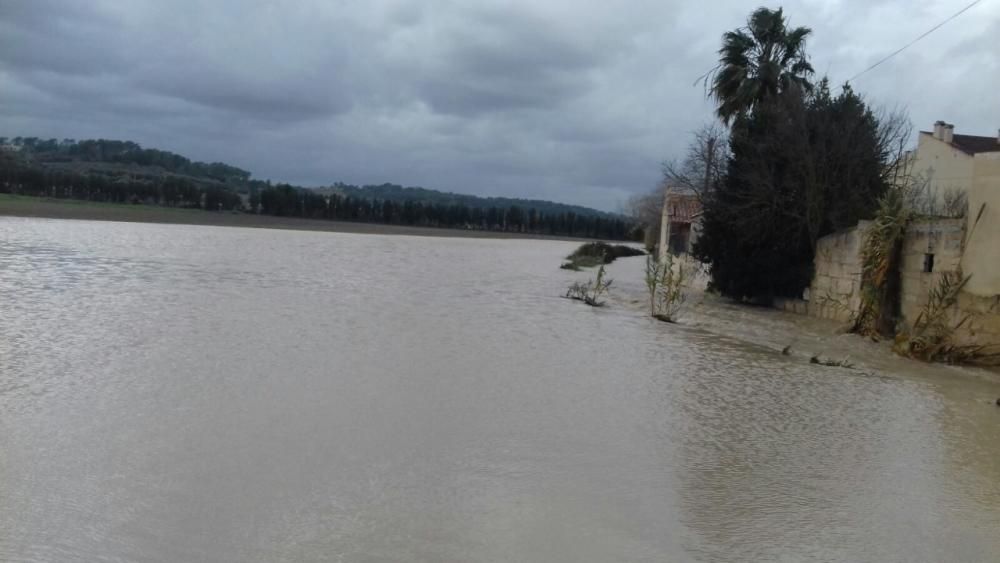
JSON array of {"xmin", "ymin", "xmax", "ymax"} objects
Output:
[
  {"xmin": 898, "ymin": 218, "xmax": 965, "ymax": 325},
  {"xmin": 898, "ymin": 218, "xmax": 1000, "ymax": 347},
  {"xmin": 962, "ymin": 153, "xmax": 1000, "ymax": 297},
  {"xmin": 911, "ymin": 132, "xmax": 975, "ymax": 198}
]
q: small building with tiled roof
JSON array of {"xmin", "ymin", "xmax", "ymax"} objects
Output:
[
  {"xmin": 666, "ymin": 193, "xmax": 702, "ymax": 224},
  {"xmin": 659, "ymin": 191, "xmax": 703, "ymax": 256}
]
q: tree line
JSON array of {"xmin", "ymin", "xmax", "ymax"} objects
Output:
[
  {"xmin": 329, "ymin": 182, "xmax": 618, "ymax": 223},
  {"xmin": 256, "ymin": 183, "xmax": 629, "ymax": 237},
  {"xmin": 0, "ymin": 142, "xmax": 632, "ymax": 240},
  {"xmin": 0, "ymin": 161, "xmax": 242, "ymax": 210}
]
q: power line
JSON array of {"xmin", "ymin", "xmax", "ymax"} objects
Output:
[{"xmin": 847, "ymin": 0, "xmax": 986, "ymax": 83}]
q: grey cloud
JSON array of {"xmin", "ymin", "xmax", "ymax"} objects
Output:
[
  {"xmin": 1, "ymin": 0, "xmax": 998, "ymax": 211},
  {"xmin": 0, "ymin": 3, "xmax": 128, "ymax": 76},
  {"xmin": 383, "ymin": 5, "xmax": 620, "ymax": 116},
  {"xmin": 133, "ymin": 68, "xmax": 355, "ymax": 123}
]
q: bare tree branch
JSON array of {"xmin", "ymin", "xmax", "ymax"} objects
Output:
[{"xmin": 661, "ymin": 123, "xmax": 730, "ymax": 201}]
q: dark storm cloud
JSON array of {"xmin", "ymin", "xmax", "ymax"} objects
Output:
[
  {"xmin": 134, "ymin": 68, "xmax": 354, "ymax": 123},
  {"xmin": 387, "ymin": 4, "xmax": 616, "ymax": 115},
  {"xmin": 1, "ymin": 0, "xmax": 997, "ymax": 211},
  {"xmin": 0, "ymin": 2, "xmax": 127, "ymax": 75}
]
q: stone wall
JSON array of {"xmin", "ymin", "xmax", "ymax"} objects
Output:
[
  {"xmin": 806, "ymin": 221, "xmax": 869, "ymax": 322},
  {"xmin": 782, "ymin": 215, "xmax": 999, "ymax": 349},
  {"xmin": 898, "ymin": 218, "xmax": 965, "ymax": 325}
]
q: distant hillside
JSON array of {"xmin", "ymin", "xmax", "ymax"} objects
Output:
[
  {"xmin": 1, "ymin": 137, "xmax": 249, "ymax": 185},
  {"xmin": 0, "ymin": 136, "xmax": 635, "ymax": 239},
  {"xmin": 0, "ymin": 137, "xmax": 247, "ymax": 210}
]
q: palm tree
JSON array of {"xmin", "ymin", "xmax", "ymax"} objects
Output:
[{"xmin": 710, "ymin": 7, "xmax": 814, "ymax": 125}]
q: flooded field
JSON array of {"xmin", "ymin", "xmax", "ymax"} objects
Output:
[{"xmin": 2, "ymin": 217, "xmax": 998, "ymax": 562}]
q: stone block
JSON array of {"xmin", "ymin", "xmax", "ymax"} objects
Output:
[
  {"xmin": 900, "ymin": 252, "xmax": 924, "ymax": 273},
  {"xmin": 939, "ymin": 256, "xmax": 961, "ymax": 271},
  {"xmin": 944, "ymin": 234, "xmax": 963, "ymax": 251},
  {"xmin": 813, "ymin": 275, "xmax": 831, "ymax": 292},
  {"xmin": 828, "ymin": 263, "xmax": 846, "ymax": 279},
  {"xmin": 835, "ymin": 278, "xmax": 855, "ymax": 296}
]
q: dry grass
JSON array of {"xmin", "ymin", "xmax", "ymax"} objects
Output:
[{"xmin": 893, "ymin": 271, "xmax": 1000, "ymax": 365}]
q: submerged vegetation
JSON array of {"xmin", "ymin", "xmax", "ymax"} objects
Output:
[
  {"xmin": 809, "ymin": 355, "xmax": 855, "ymax": 369},
  {"xmin": 561, "ymin": 242, "xmax": 644, "ymax": 270},
  {"xmin": 644, "ymin": 254, "xmax": 687, "ymax": 322},
  {"xmin": 565, "ymin": 265, "xmax": 613, "ymax": 307}
]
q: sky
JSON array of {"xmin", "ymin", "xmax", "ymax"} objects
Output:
[{"xmin": 1, "ymin": 1, "xmax": 997, "ymax": 211}]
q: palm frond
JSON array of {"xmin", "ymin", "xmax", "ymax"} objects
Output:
[{"xmin": 708, "ymin": 7, "xmax": 815, "ymax": 120}]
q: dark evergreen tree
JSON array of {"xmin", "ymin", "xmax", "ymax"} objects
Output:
[{"xmin": 695, "ymin": 85, "xmax": 894, "ymax": 302}]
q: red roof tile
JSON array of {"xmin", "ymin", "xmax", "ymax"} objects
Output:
[
  {"xmin": 920, "ymin": 131, "xmax": 1000, "ymax": 155},
  {"xmin": 951, "ymin": 133, "xmax": 1000, "ymax": 155},
  {"xmin": 666, "ymin": 194, "xmax": 702, "ymax": 223}
]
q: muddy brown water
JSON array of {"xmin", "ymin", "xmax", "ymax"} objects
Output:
[{"xmin": 2, "ymin": 217, "xmax": 998, "ymax": 562}]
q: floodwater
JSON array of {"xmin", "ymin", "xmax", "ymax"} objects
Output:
[{"xmin": 1, "ymin": 217, "xmax": 998, "ymax": 563}]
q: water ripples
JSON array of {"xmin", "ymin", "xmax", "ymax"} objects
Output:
[{"xmin": 1, "ymin": 217, "xmax": 998, "ymax": 562}]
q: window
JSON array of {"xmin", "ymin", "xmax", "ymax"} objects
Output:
[{"xmin": 923, "ymin": 253, "xmax": 934, "ymax": 273}]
